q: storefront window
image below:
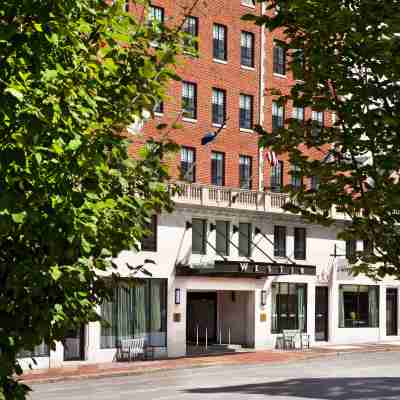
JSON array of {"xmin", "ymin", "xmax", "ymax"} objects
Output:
[
  {"xmin": 271, "ymin": 283, "xmax": 307, "ymax": 333},
  {"xmin": 339, "ymin": 285, "xmax": 379, "ymax": 328},
  {"xmin": 101, "ymin": 279, "xmax": 167, "ymax": 348},
  {"xmin": 17, "ymin": 342, "xmax": 49, "ymax": 358}
]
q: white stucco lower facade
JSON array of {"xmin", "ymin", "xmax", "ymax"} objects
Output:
[{"xmin": 21, "ymin": 204, "xmax": 400, "ymax": 369}]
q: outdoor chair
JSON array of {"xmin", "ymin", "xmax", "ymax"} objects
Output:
[
  {"xmin": 117, "ymin": 338, "xmax": 146, "ymax": 361},
  {"xmin": 282, "ymin": 330, "xmax": 300, "ymax": 350}
]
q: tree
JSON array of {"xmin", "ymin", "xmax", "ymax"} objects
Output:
[
  {"xmin": 0, "ymin": 1, "xmax": 186, "ymax": 398},
  {"xmin": 244, "ymin": 0, "xmax": 400, "ymax": 278}
]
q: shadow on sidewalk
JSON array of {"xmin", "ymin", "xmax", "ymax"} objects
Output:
[{"xmin": 185, "ymin": 377, "xmax": 400, "ymax": 399}]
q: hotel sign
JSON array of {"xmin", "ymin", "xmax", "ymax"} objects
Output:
[{"xmin": 176, "ymin": 261, "xmax": 316, "ymax": 277}]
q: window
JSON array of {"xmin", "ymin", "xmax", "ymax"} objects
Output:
[
  {"xmin": 149, "ymin": 5, "xmax": 164, "ymax": 22},
  {"xmin": 241, "ymin": 31, "xmax": 254, "ymax": 68},
  {"xmin": 182, "ymin": 81, "xmax": 197, "ymax": 119},
  {"xmin": 272, "ymin": 283, "xmax": 307, "ymax": 333},
  {"xmin": 239, "ymin": 155, "xmax": 252, "ymax": 189},
  {"xmin": 183, "ymin": 16, "xmax": 198, "ymax": 50},
  {"xmin": 272, "ymin": 101, "xmax": 284, "ymax": 131},
  {"xmin": 346, "ymin": 239, "xmax": 357, "ymax": 260},
  {"xmin": 154, "ymin": 101, "xmax": 164, "ymax": 114},
  {"xmin": 310, "ymin": 175, "xmax": 320, "ymax": 190},
  {"xmin": 240, "ymin": 94, "xmax": 253, "ymax": 129},
  {"xmin": 212, "ymin": 88, "xmax": 226, "ymax": 125},
  {"xmin": 211, "ymin": 151, "xmax": 225, "ymax": 186},
  {"xmin": 18, "ymin": 342, "xmax": 49, "ymax": 358},
  {"xmin": 292, "ymin": 48, "xmax": 304, "ymax": 80},
  {"xmin": 241, "ymin": 0, "xmax": 255, "ymax": 6},
  {"xmin": 312, "ymin": 111, "xmax": 324, "ymax": 137},
  {"xmin": 339, "ymin": 285, "xmax": 379, "ymax": 328},
  {"xmin": 273, "ymin": 45, "xmax": 286, "ymax": 75},
  {"xmin": 239, "ymin": 222, "xmax": 252, "ymax": 257},
  {"xmin": 141, "ymin": 215, "xmax": 157, "ymax": 252},
  {"xmin": 271, "ymin": 160, "xmax": 283, "ymax": 192},
  {"xmin": 216, "ymin": 220, "xmax": 230, "ymax": 256},
  {"xmin": 292, "ymin": 106, "xmax": 304, "ymax": 121},
  {"xmin": 213, "ymin": 24, "xmax": 227, "ymax": 61},
  {"xmin": 294, "ymin": 227, "xmax": 306, "ymax": 260},
  {"xmin": 192, "ymin": 218, "xmax": 206, "ymax": 254},
  {"xmin": 100, "ymin": 279, "xmax": 167, "ymax": 348},
  {"xmin": 291, "ymin": 163, "xmax": 302, "ymax": 189},
  {"xmin": 363, "ymin": 239, "xmax": 373, "ymax": 255},
  {"xmin": 274, "ymin": 225, "xmax": 286, "ymax": 257},
  {"xmin": 181, "ymin": 147, "xmax": 196, "ymax": 182}
]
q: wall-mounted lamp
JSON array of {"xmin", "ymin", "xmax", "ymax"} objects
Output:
[
  {"xmin": 185, "ymin": 221, "xmax": 192, "ymax": 230},
  {"xmin": 233, "ymin": 225, "xmax": 239, "ymax": 234},
  {"xmin": 209, "ymin": 223, "xmax": 216, "ymax": 231},
  {"xmin": 175, "ymin": 288, "xmax": 181, "ymax": 305},
  {"xmin": 261, "ymin": 290, "xmax": 267, "ymax": 306},
  {"xmin": 255, "ymin": 227, "xmax": 261, "ymax": 236}
]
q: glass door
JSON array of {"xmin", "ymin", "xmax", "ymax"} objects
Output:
[
  {"xmin": 386, "ymin": 288, "xmax": 398, "ymax": 336},
  {"xmin": 315, "ymin": 287, "xmax": 328, "ymax": 341}
]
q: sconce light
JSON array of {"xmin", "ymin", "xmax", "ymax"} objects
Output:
[
  {"xmin": 233, "ymin": 225, "xmax": 239, "ymax": 234},
  {"xmin": 185, "ymin": 221, "xmax": 192, "ymax": 230},
  {"xmin": 261, "ymin": 290, "xmax": 267, "ymax": 306},
  {"xmin": 231, "ymin": 291, "xmax": 236, "ymax": 302},
  {"xmin": 255, "ymin": 227, "xmax": 261, "ymax": 236},
  {"xmin": 209, "ymin": 223, "xmax": 216, "ymax": 231},
  {"xmin": 175, "ymin": 288, "xmax": 181, "ymax": 305}
]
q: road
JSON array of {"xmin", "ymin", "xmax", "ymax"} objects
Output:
[{"xmin": 30, "ymin": 351, "xmax": 400, "ymax": 400}]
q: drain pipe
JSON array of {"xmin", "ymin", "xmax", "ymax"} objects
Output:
[{"xmin": 258, "ymin": 1, "xmax": 267, "ymax": 191}]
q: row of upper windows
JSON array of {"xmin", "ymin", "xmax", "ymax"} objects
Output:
[
  {"xmin": 180, "ymin": 147, "xmax": 320, "ymax": 193},
  {"xmin": 192, "ymin": 220, "xmax": 306, "ymax": 260},
  {"xmin": 141, "ymin": 217, "xmax": 307, "ymax": 261},
  {"xmin": 146, "ymin": 5, "xmax": 256, "ymax": 68}
]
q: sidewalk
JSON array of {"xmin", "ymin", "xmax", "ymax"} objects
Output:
[{"xmin": 20, "ymin": 342, "xmax": 400, "ymax": 384}]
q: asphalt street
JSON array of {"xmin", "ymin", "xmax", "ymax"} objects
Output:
[{"xmin": 29, "ymin": 351, "xmax": 400, "ymax": 400}]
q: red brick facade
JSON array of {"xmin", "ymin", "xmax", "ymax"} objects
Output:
[{"xmin": 129, "ymin": 0, "xmax": 329, "ymax": 191}]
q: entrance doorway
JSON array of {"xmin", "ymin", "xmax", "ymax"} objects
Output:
[
  {"xmin": 315, "ymin": 287, "xmax": 329, "ymax": 341},
  {"xmin": 64, "ymin": 326, "xmax": 85, "ymax": 361},
  {"xmin": 386, "ymin": 288, "xmax": 398, "ymax": 336},
  {"xmin": 187, "ymin": 292, "xmax": 217, "ymax": 344}
]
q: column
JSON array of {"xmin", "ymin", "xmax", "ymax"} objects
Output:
[
  {"xmin": 167, "ymin": 285, "xmax": 186, "ymax": 358},
  {"xmin": 307, "ymin": 283, "xmax": 316, "ymax": 344}
]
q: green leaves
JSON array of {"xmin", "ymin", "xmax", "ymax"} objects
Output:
[
  {"xmin": 0, "ymin": 0, "xmax": 185, "ymax": 397},
  {"xmin": 249, "ymin": 0, "xmax": 400, "ymax": 279}
]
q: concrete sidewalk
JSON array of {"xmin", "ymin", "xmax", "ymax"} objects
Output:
[{"xmin": 20, "ymin": 342, "xmax": 400, "ymax": 384}]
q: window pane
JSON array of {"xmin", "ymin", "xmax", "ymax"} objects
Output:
[
  {"xmin": 274, "ymin": 225, "xmax": 286, "ymax": 257},
  {"xmin": 182, "ymin": 82, "xmax": 197, "ymax": 119},
  {"xmin": 216, "ymin": 221, "xmax": 229, "ymax": 256},
  {"xmin": 141, "ymin": 215, "xmax": 157, "ymax": 252},
  {"xmin": 212, "ymin": 88, "xmax": 226, "ymax": 125},
  {"xmin": 100, "ymin": 280, "xmax": 167, "ymax": 349},
  {"xmin": 240, "ymin": 94, "xmax": 253, "ymax": 129},
  {"xmin": 192, "ymin": 219, "xmax": 206, "ymax": 254},
  {"xmin": 239, "ymin": 222, "xmax": 251, "ymax": 257},
  {"xmin": 213, "ymin": 24, "xmax": 227, "ymax": 60},
  {"xmin": 273, "ymin": 45, "xmax": 286, "ymax": 75},
  {"xmin": 181, "ymin": 147, "xmax": 195, "ymax": 182},
  {"xmin": 239, "ymin": 155, "xmax": 252, "ymax": 189},
  {"xmin": 241, "ymin": 31, "xmax": 254, "ymax": 67},
  {"xmin": 339, "ymin": 285, "xmax": 379, "ymax": 328},
  {"xmin": 211, "ymin": 152, "xmax": 225, "ymax": 186},
  {"xmin": 272, "ymin": 283, "xmax": 307, "ymax": 333},
  {"xmin": 291, "ymin": 163, "xmax": 302, "ymax": 189},
  {"xmin": 271, "ymin": 160, "xmax": 283, "ymax": 192},
  {"xmin": 294, "ymin": 227, "xmax": 306, "ymax": 260},
  {"xmin": 272, "ymin": 101, "xmax": 284, "ymax": 131}
]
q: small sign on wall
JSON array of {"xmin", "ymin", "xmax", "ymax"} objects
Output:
[
  {"xmin": 173, "ymin": 313, "xmax": 181, "ymax": 323},
  {"xmin": 260, "ymin": 313, "xmax": 267, "ymax": 322}
]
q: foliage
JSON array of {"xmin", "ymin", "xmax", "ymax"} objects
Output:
[
  {"xmin": 0, "ymin": 0, "xmax": 186, "ymax": 398},
  {"xmin": 244, "ymin": 0, "xmax": 400, "ymax": 278}
]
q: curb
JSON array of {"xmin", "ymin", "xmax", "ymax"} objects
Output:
[{"xmin": 21, "ymin": 347, "xmax": 400, "ymax": 385}]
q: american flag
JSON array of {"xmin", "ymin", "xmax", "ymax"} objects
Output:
[{"xmin": 266, "ymin": 150, "xmax": 278, "ymax": 167}]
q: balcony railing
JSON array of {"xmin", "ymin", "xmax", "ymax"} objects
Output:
[{"xmin": 172, "ymin": 182, "xmax": 354, "ymax": 220}]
